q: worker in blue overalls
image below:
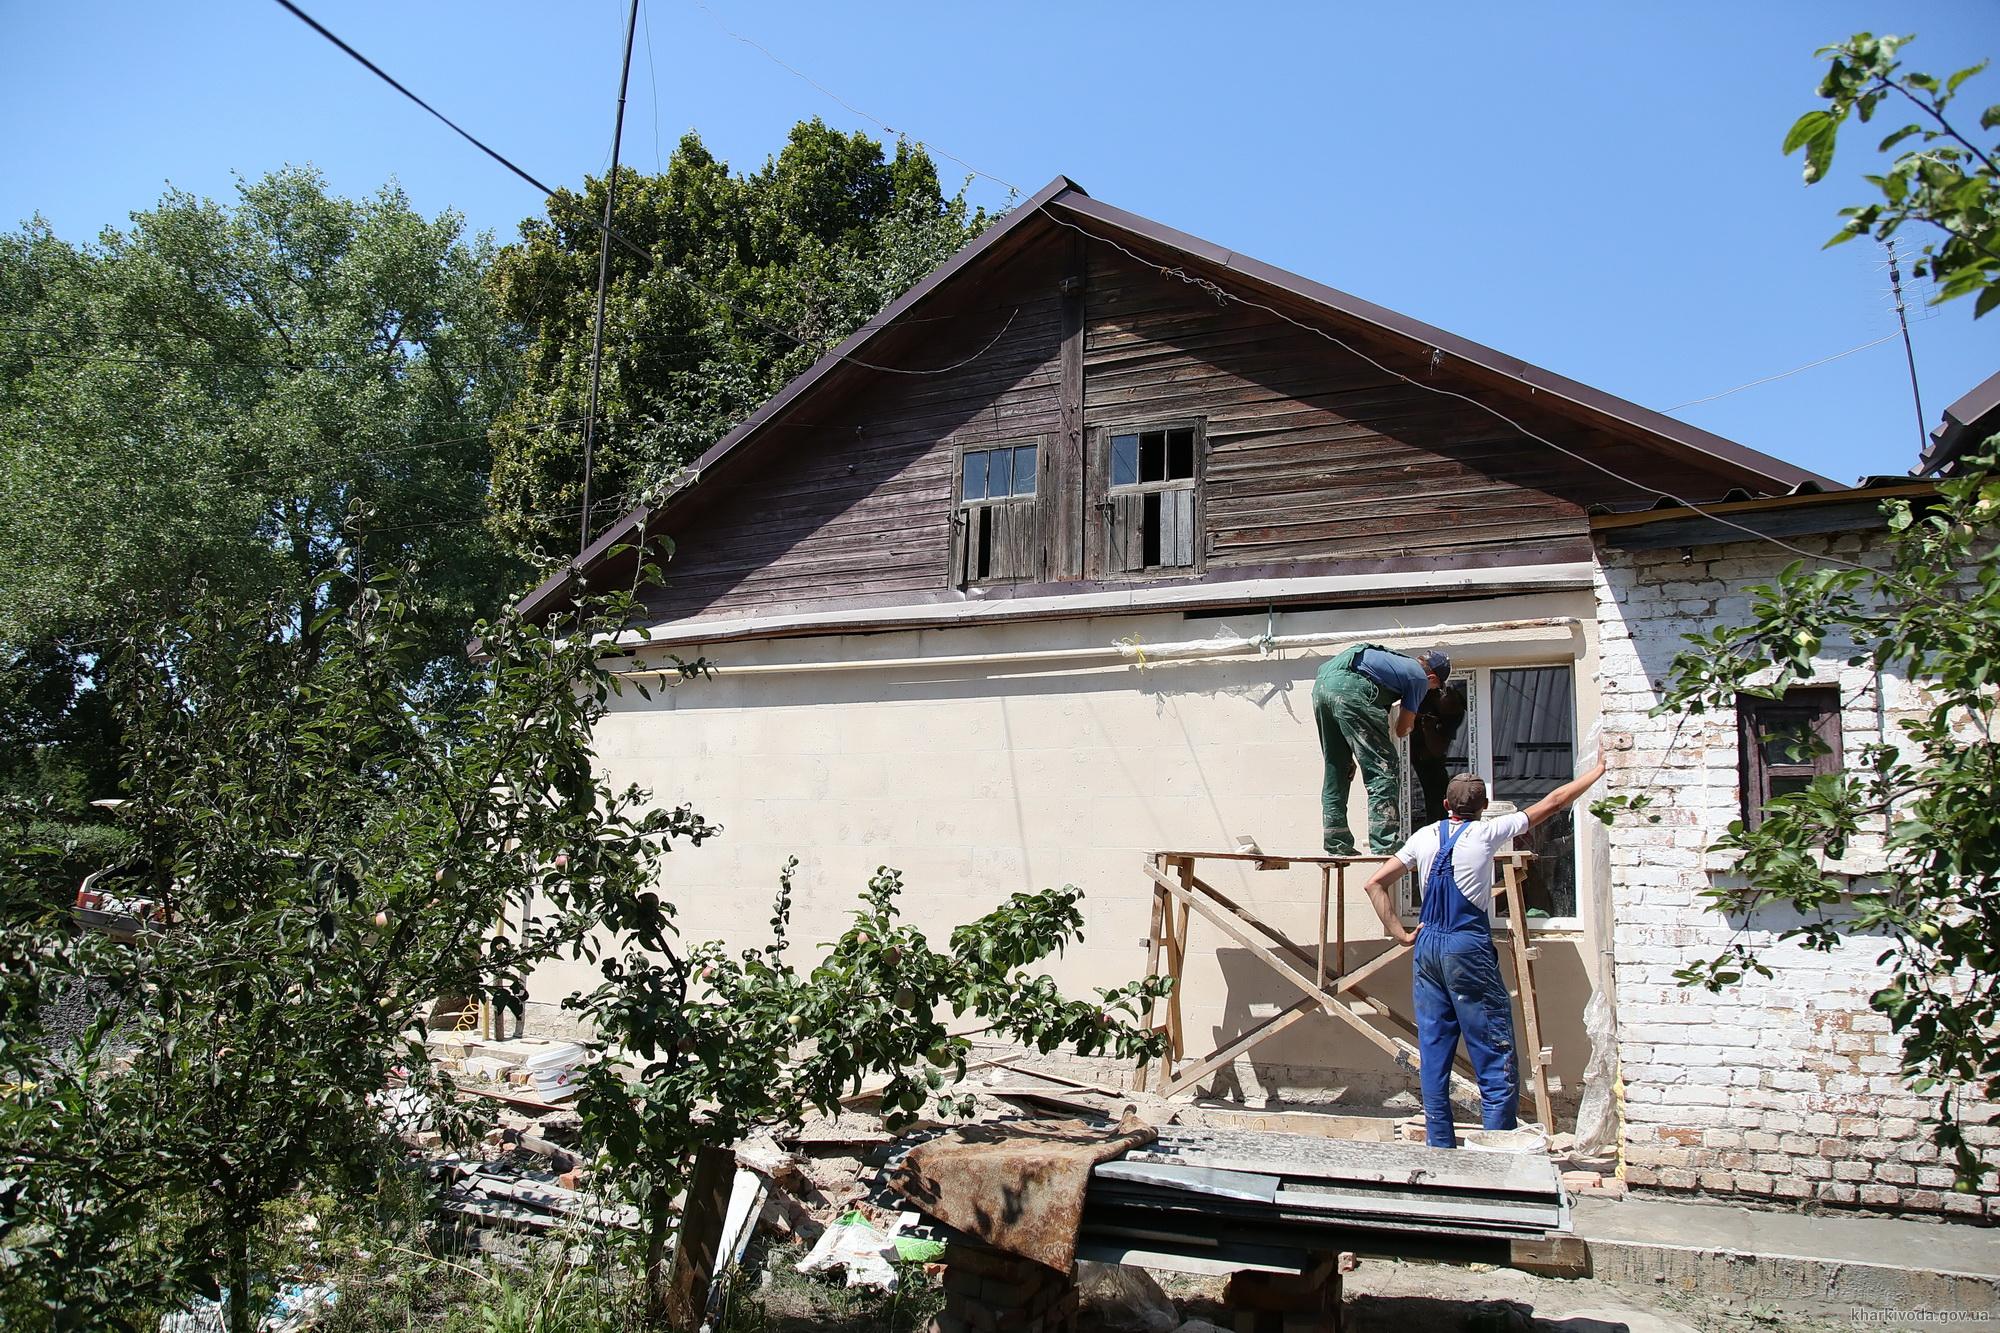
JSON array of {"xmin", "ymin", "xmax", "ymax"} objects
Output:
[{"xmin": 1355, "ymin": 755, "xmax": 1607, "ymax": 1147}]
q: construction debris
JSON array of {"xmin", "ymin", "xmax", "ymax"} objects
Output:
[
  {"xmin": 888, "ymin": 1115, "xmax": 1159, "ymax": 1273},
  {"xmin": 794, "ymin": 1209, "xmax": 906, "ymax": 1291}
]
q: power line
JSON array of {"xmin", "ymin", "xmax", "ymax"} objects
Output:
[
  {"xmin": 1662, "ymin": 334, "xmax": 1900, "ymax": 411},
  {"xmin": 271, "ymin": 0, "xmax": 570, "ymax": 206},
  {"xmin": 581, "ymin": 0, "xmax": 644, "ymax": 552},
  {"xmin": 267, "ymin": 0, "xmax": 1016, "ymax": 383},
  {"xmin": 1036, "ymin": 206, "xmax": 1888, "ymax": 577}
]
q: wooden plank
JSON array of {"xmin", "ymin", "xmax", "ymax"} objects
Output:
[
  {"xmin": 1334, "ymin": 864, "xmax": 1346, "ymax": 978},
  {"xmin": 1177, "ymin": 486, "xmax": 1195, "ymax": 566},
  {"xmin": 1168, "ymin": 857, "xmax": 1192, "ymax": 1062},
  {"xmin": 1316, "ymin": 865, "xmax": 1329, "ymax": 990},
  {"xmin": 1137, "ymin": 866, "xmax": 1166, "ymax": 1093},
  {"xmin": 666, "ymin": 1145, "xmax": 735, "ymax": 1330},
  {"xmin": 1051, "ymin": 240, "xmax": 1085, "ymax": 581},
  {"xmin": 1161, "ymin": 997, "xmax": 1319, "ymax": 1098},
  {"xmin": 1499, "ymin": 857, "xmax": 1556, "ymax": 1130},
  {"xmin": 1510, "ymin": 1234, "xmax": 1590, "ymax": 1278},
  {"xmin": 1130, "ymin": 1126, "xmax": 1562, "ymax": 1197}
]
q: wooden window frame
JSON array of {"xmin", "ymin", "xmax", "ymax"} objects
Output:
[
  {"xmin": 1392, "ymin": 661, "xmax": 1585, "ymax": 933},
  {"xmin": 953, "ymin": 438, "xmax": 1047, "ymax": 587},
  {"xmin": 1088, "ymin": 416, "xmax": 1207, "ymax": 578},
  {"xmin": 1738, "ymin": 686, "xmax": 1843, "ymax": 829}
]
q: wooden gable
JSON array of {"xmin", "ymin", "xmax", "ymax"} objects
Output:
[{"xmin": 528, "ymin": 180, "xmax": 1828, "ymax": 633}]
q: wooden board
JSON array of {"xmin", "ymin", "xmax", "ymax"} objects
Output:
[{"xmin": 1127, "ymin": 1126, "xmax": 1562, "ymax": 1200}]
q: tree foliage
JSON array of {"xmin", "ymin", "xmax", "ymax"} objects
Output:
[
  {"xmin": 0, "ymin": 555, "xmax": 680, "ymax": 1332},
  {"xmin": 1, "ymin": 550, "xmax": 1171, "ymax": 1330},
  {"xmin": 485, "ymin": 121, "xmax": 988, "ymax": 559},
  {"xmin": 548, "ymin": 847, "xmax": 1168, "ymax": 1320},
  {"xmin": 1784, "ymin": 32, "xmax": 2000, "ymax": 314},
  {"xmin": 0, "ymin": 167, "xmax": 520, "ymax": 679},
  {"xmin": 1653, "ymin": 459, "xmax": 2000, "ymax": 1187}
]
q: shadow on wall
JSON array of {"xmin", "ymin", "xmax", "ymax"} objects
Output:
[{"xmin": 1180, "ymin": 941, "xmax": 1593, "ymax": 1124}]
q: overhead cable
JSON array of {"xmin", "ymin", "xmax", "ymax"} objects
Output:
[{"xmin": 1663, "ymin": 334, "xmax": 1901, "ymax": 411}]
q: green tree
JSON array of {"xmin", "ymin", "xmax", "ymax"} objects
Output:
[
  {"xmin": 1784, "ymin": 31, "xmax": 2000, "ymax": 313},
  {"xmin": 1655, "ymin": 461, "xmax": 2000, "ymax": 1188},
  {"xmin": 0, "ymin": 167, "xmax": 521, "ymax": 684},
  {"xmin": 1625, "ymin": 33, "xmax": 2000, "ymax": 1190},
  {"xmin": 0, "ymin": 558, "xmax": 686, "ymax": 1333},
  {"xmin": 548, "ymin": 852, "xmax": 1167, "ymax": 1325},
  {"xmin": 486, "ymin": 121, "xmax": 988, "ymax": 559}
]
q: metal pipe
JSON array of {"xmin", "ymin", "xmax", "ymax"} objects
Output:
[{"xmin": 623, "ymin": 614, "xmax": 1582, "ymax": 679}]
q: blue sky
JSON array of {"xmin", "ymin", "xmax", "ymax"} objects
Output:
[{"xmin": 4, "ymin": 1, "xmax": 1994, "ymax": 484}]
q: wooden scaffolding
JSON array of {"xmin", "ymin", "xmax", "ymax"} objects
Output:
[{"xmin": 1137, "ymin": 850, "xmax": 1556, "ymax": 1131}]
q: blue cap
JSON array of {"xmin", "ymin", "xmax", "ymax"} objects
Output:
[{"xmin": 1419, "ymin": 649, "xmax": 1451, "ymax": 683}]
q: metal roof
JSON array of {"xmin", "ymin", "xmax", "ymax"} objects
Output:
[
  {"xmin": 1920, "ymin": 368, "xmax": 2000, "ymax": 477},
  {"xmin": 520, "ymin": 176, "xmax": 1836, "ymax": 620}
]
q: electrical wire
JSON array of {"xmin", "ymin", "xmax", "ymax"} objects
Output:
[
  {"xmin": 673, "ymin": 0, "xmax": 1897, "ymax": 580},
  {"xmin": 272, "ymin": 0, "xmax": 1892, "ymax": 579},
  {"xmin": 1663, "ymin": 334, "xmax": 1902, "ymax": 411},
  {"xmin": 271, "ymin": 0, "xmax": 571, "ymax": 207},
  {"xmin": 268, "ymin": 0, "xmax": 1022, "ymax": 381},
  {"xmin": 1034, "ymin": 205, "xmax": 1890, "ymax": 577}
]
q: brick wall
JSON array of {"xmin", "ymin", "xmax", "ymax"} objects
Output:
[{"xmin": 1594, "ymin": 531, "xmax": 1997, "ymax": 1220}]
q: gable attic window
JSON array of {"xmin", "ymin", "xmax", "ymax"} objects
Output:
[
  {"xmin": 1738, "ymin": 686, "xmax": 1843, "ymax": 829},
  {"xmin": 1103, "ymin": 423, "xmax": 1203, "ymax": 574},
  {"xmin": 956, "ymin": 442, "xmax": 1041, "ymax": 584}
]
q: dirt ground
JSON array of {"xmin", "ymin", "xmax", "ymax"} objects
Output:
[
  {"xmin": 720, "ymin": 1240, "xmax": 1851, "ymax": 1333},
  {"xmin": 1144, "ymin": 1261, "xmax": 1842, "ymax": 1333}
]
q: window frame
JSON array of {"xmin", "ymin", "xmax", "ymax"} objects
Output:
[
  {"xmin": 1738, "ymin": 685, "xmax": 1843, "ymax": 830},
  {"xmin": 1394, "ymin": 661, "xmax": 1584, "ymax": 933},
  {"xmin": 1088, "ymin": 416, "xmax": 1208, "ymax": 578},
  {"xmin": 952, "ymin": 438, "xmax": 1047, "ymax": 587}
]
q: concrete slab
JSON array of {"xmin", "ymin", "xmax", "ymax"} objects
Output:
[{"xmin": 1574, "ymin": 1194, "xmax": 1998, "ymax": 1322}]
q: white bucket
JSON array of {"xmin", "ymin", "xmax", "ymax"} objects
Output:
[{"xmin": 1460, "ymin": 1125, "xmax": 1549, "ymax": 1154}]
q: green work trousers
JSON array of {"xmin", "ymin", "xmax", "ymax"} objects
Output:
[{"xmin": 1313, "ymin": 647, "xmax": 1402, "ymax": 856}]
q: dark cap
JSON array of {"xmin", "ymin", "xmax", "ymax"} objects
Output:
[{"xmin": 1418, "ymin": 649, "xmax": 1451, "ymax": 683}]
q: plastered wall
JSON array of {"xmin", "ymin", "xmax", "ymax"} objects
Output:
[{"xmin": 525, "ymin": 587, "xmax": 1607, "ymax": 1115}]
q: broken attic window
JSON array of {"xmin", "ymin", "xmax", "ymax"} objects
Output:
[
  {"xmin": 1105, "ymin": 426, "xmax": 1199, "ymax": 573},
  {"xmin": 957, "ymin": 443, "xmax": 1041, "ymax": 584}
]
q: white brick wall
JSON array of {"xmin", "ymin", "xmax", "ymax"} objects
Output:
[{"xmin": 1595, "ymin": 532, "xmax": 1998, "ymax": 1220}]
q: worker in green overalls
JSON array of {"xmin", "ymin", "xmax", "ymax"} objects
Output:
[{"xmin": 1313, "ymin": 645, "xmax": 1452, "ymax": 855}]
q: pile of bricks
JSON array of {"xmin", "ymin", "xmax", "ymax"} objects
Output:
[{"xmin": 931, "ymin": 1242, "xmax": 1078, "ymax": 1333}]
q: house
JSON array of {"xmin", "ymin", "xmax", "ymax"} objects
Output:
[{"xmin": 519, "ymin": 177, "xmax": 1998, "ymax": 1221}]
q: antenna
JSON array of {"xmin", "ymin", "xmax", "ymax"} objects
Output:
[
  {"xmin": 1884, "ymin": 238, "xmax": 1929, "ymax": 453},
  {"xmin": 580, "ymin": 0, "xmax": 643, "ymax": 554}
]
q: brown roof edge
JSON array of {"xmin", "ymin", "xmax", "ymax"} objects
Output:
[
  {"xmin": 1044, "ymin": 192, "xmax": 1837, "ymax": 495},
  {"xmin": 518, "ymin": 175, "xmax": 1086, "ymax": 622},
  {"xmin": 1920, "ymin": 368, "xmax": 2000, "ymax": 476},
  {"xmin": 1587, "ymin": 478, "xmax": 1935, "ymax": 531}
]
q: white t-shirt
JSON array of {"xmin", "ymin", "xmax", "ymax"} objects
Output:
[{"xmin": 1392, "ymin": 811, "xmax": 1531, "ymax": 917}]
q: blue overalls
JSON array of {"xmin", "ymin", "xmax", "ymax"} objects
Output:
[{"xmin": 1412, "ymin": 819, "xmax": 1519, "ymax": 1148}]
